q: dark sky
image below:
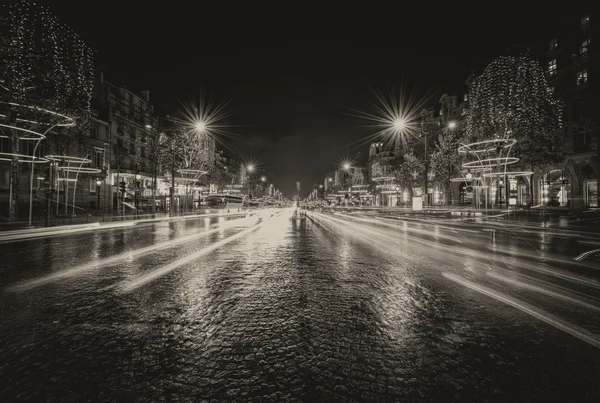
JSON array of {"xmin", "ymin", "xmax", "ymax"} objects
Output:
[{"xmin": 45, "ymin": 1, "xmax": 573, "ymax": 197}]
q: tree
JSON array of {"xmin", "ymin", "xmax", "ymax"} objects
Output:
[
  {"xmin": 466, "ymin": 54, "xmax": 564, "ymax": 167},
  {"xmin": 0, "ymin": 0, "xmax": 94, "ymax": 221},
  {"xmin": 394, "ymin": 150, "xmax": 424, "ymax": 200},
  {"xmin": 466, "ymin": 54, "xmax": 564, "ymax": 205},
  {"xmin": 430, "ymin": 125, "xmax": 465, "ymax": 205},
  {"xmin": 351, "ymin": 168, "xmax": 366, "ymax": 186}
]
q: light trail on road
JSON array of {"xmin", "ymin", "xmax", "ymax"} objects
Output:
[
  {"xmin": 117, "ymin": 212, "xmax": 284, "ymax": 293},
  {"xmin": 5, "ymin": 215, "xmax": 258, "ymax": 293},
  {"xmin": 443, "ymin": 272, "xmax": 600, "ymax": 350}
]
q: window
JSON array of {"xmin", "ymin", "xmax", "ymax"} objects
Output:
[
  {"xmin": 581, "ymin": 15, "xmax": 590, "ymax": 30},
  {"xmin": 0, "ymin": 137, "xmax": 9, "ymax": 152},
  {"xmin": 581, "ymin": 39, "xmax": 589, "ymax": 56},
  {"xmin": 117, "ymin": 121, "xmax": 124, "ymax": 134},
  {"xmin": 0, "ymin": 170, "xmax": 9, "ymax": 187},
  {"xmin": 577, "ymin": 70, "xmax": 588, "ymax": 85},
  {"xmin": 548, "ymin": 59, "xmax": 557, "ymax": 75},
  {"xmin": 95, "ymin": 151, "xmax": 103, "ymax": 169},
  {"xmin": 549, "ymin": 38, "xmax": 558, "ymax": 49},
  {"xmin": 89, "ymin": 179, "xmax": 97, "ymax": 194}
]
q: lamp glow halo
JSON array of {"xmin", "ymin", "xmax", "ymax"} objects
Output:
[
  {"xmin": 462, "ymin": 157, "xmax": 519, "ymax": 169},
  {"xmin": 58, "ymin": 167, "xmax": 101, "ymax": 174},
  {"xmin": 481, "ymin": 171, "xmax": 533, "ymax": 177},
  {"xmin": 46, "ymin": 155, "xmax": 92, "ymax": 164},
  {"xmin": 0, "ymin": 153, "xmax": 48, "ymax": 164},
  {"xmin": 458, "ymin": 138, "xmax": 517, "ymax": 154}
]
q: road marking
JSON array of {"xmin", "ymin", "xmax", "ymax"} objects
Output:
[{"xmin": 443, "ymin": 272, "xmax": 600, "ymax": 349}]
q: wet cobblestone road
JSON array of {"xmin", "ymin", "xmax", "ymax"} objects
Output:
[{"xmin": 1, "ymin": 209, "xmax": 600, "ymax": 402}]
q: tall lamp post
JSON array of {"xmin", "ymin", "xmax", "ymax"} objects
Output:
[
  {"xmin": 246, "ymin": 164, "xmax": 254, "ymax": 203},
  {"xmin": 96, "ymin": 179, "xmax": 101, "ymax": 211},
  {"xmin": 135, "ymin": 173, "xmax": 141, "ymax": 217}
]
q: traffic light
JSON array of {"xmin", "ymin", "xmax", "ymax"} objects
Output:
[{"xmin": 119, "ymin": 181, "xmax": 127, "ymax": 194}]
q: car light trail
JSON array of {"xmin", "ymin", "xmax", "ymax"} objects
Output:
[
  {"xmin": 117, "ymin": 219, "xmax": 266, "ymax": 293},
  {"xmin": 443, "ymin": 272, "xmax": 600, "ymax": 350},
  {"xmin": 5, "ymin": 216, "xmax": 256, "ymax": 293}
]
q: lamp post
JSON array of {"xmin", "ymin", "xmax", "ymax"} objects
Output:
[
  {"xmin": 96, "ymin": 179, "xmax": 101, "ymax": 211},
  {"xmin": 395, "ymin": 186, "xmax": 400, "ymax": 207},
  {"xmin": 135, "ymin": 173, "xmax": 141, "ymax": 217},
  {"xmin": 246, "ymin": 164, "xmax": 254, "ymax": 204}
]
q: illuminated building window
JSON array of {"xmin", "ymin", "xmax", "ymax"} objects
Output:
[
  {"xmin": 581, "ymin": 39, "xmax": 589, "ymax": 56},
  {"xmin": 547, "ymin": 59, "xmax": 557, "ymax": 75},
  {"xmin": 581, "ymin": 15, "xmax": 590, "ymax": 30},
  {"xmin": 577, "ymin": 70, "xmax": 588, "ymax": 86}
]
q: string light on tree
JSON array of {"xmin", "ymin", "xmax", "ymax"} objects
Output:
[{"xmin": 465, "ymin": 54, "xmax": 564, "ymax": 168}]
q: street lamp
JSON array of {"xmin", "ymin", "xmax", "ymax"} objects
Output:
[
  {"xmin": 448, "ymin": 121, "xmax": 457, "ymax": 129},
  {"xmin": 343, "ymin": 163, "xmax": 351, "ymax": 170},
  {"xmin": 96, "ymin": 179, "xmax": 101, "ymax": 211},
  {"xmin": 394, "ymin": 118, "xmax": 406, "ymax": 131},
  {"xmin": 135, "ymin": 173, "xmax": 141, "ymax": 217},
  {"xmin": 395, "ymin": 186, "xmax": 400, "ymax": 206},
  {"xmin": 195, "ymin": 121, "xmax": 206, "ymax": 133}
]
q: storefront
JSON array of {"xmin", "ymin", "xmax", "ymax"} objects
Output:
[
  {"xmin": 584, "ymin": 180, "xmax": 597, "ymax": 207},
  {"xmin": 540, "ymin": 169, "xmax": 572, "ymax": 208}
]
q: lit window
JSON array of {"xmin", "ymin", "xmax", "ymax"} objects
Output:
[
  {"xmin": 548, "ymin": 59, "xmax": 557, "ymax": 75},
  {"xmin": 549, "ymin": 38, "xmax": 558, "ymax": 49},
  {"xmin": 581, "ymin": 15, "xmax": 590, "ymax": 30},
  {"xmin": 581, "ymin": 39, "xmax": 589, "ymax": 55},
  {"xmin": 577, "ymin": 70, "xmax": 588, "ymax": 85}
]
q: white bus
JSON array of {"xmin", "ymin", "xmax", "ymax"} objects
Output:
[{"xmin": 205, "ymin": 194, "xmax": 244, "ymax": 212}]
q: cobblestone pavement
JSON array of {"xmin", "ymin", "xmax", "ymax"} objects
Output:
[{"xmin": 1, "ymin": 209, "xmax": 599, "ymax": 402}]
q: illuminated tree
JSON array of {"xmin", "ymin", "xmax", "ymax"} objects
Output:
[
  {"xmin": 430, "ymin": 124, "xmax": 465, "ymax": 204},
  {"xmin": 351, "ymin": 168, "xmax": 366, "ymax": 185},
  {"xmin": 466, "ymin": 54, "xmax": 564, "ymax": 168},
  {"xmin": 394, "ymin": 150, "xmax": 424, "ymax": 199},
  {"xmin": 0, "ymin": 0, "xmax": 93, "ymax": 220}
]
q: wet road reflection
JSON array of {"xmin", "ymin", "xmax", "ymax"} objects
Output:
[{"xmin": 1, "ymin": 208, "xmax": 599, "ymax": 402}]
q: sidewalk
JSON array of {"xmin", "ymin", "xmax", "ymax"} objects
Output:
[{"xmin": 0, "ymin": 210, "xmax": 251, "ymax": 242}]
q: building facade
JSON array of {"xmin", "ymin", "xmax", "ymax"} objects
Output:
[{"xmin": 538, "ymin": 11, "xmax": 598, "ymax": 209}]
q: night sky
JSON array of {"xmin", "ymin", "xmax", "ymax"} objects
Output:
[{"xmin": 45, "ymin": 1, "xmax": 573, "ymax": 197}]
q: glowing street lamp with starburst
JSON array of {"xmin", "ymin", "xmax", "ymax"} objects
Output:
[
  {"xmin": 174, "ymin": 94, "xmax": 238, "ymax": 147},
  {"xmin": 347, "ymin": 87, "xmax": 427, "ymax": 151}
]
